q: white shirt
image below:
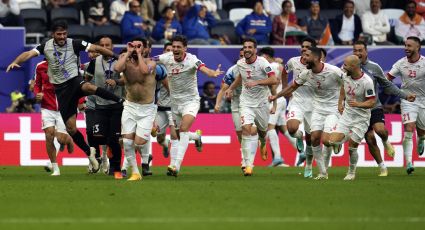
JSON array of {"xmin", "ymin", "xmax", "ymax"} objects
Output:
[
  {"xmin": 338, "ymin": 15, "xmax": 355, "ymax": 41},
  {"xmin": 0, "ymin": 0, "xmax": 19, "ymax": 17},
  {"xmin": 284, "ymin": 56, "xmax": 314, "ymax": 112},
  {"xmin": 295, "ymin": 63, "xmax": 344, "ymax": 114},
  {"xmin": 158, "ymin": 52, "xmax": 204, "ymax": 105},
  {"xmin": 342, "ymin": 72, "xmax": 375, "ymax": 120},
  {"xmin": 263, "ymin": 0, "xmax": 295, "ymax": 16},
  {"xmin": 110, "ymin": 0, "xmax": 129, "ymax": 24},
  {"xmin": 362, "ymin": 11, "xmax": 390, "ymax": 42},
  {"xmin": 353, "ymin": 0, "xmax": 370, "ymax": 17},
  {"xmin": 236, "ymin": 56, "xmax": 274, "ymax": 107}
]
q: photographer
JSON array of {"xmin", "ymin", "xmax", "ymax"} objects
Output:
[{"xmin": 6, "ymin": 91, "xmax": 35, "ymax": 113}]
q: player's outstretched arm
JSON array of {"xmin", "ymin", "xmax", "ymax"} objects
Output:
[
  {"xmin": 270, "ymin": 81, "xmax": 299, "ymax": 101},
  {"xmin": 88, "ymin": 44, "xmax": 115, "ymax": 58},
  {"xmin": 114, "ymin": 51, "xmax": 130, "ymax": 73},
  {"xmin": 6, "ymin": 50, "xmax": 39, "ymax": 72},
  {"xmin": 269, "ymin": 84, "xmax": 277, "ymax": 114},
  {"xmin": 338, "ymin": 85, "xmax": 345, "ymax": 114},
  {"xmin": 245, "ymin": 73, "xmax": 278, "ymax": 89},
  {"xmin": 199, "ymin": 64, "xmax": 224, "ymax": 78},
  {"xmin": 215, "ymin": 82, "xmax": 229, "ymax": 113},
  {"xmin": 225, "ymin": 74, "xmax": 241, "ymax": 98},
  {"xmin": 348, "ymin": 97, "xmax": 375, "ymax": 109}
]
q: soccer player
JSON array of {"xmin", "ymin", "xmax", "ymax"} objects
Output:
[
  {"xmin": 33, "ymin": 60, "xmax": 74, "ymax": 176},
  {"xmin": 272, "ymin": 47, "xmax": 344, "ymax": 180},
  {"xmin": 156, "ymin": 35, "xmax": 223, "ymax": 176},
  {"xmin": 225, "ymin": 38, "xmax": 279, "ymax": 176},
  {"xmin": 324, "ymin": 55, "xmax": 376, "ymax": 180},
  {"xmin": 259, "ymin": 47, "xmax": 301, "ymax": 167},
  {"xmin": 387, "ymin": 36, "xmax": 424, "ymax": 175},
  {"xmin": 6, "ymin": 21, "xmax": 122, "ymax": 173},
  {"xmin": 115, "ymin": 39, "xmax": 158, "ymax": 181},
  {"xmin": 353, "ymin": 40, "xmax": 416, "ymax": 176},
  {"xmin": 215, "ymin": 49, "xmax": 259, "ymax": 172},
  {"xmin": 281, "ymin": 37, "xmax": 316, "ymax": 177},
  {"xmin": 85, "ymin": 36, "xmax": 125, "ymax": 179}
]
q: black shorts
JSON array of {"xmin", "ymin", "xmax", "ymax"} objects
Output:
[
  {"xmin": 54, "ymin": 76, "xmax": 86, "ymax": 123},
  {"xmin": 93, "ymin": 107, "xmax": 123, "ymax": 140},
  {"xmin": 367, "ymin": 108, "xmax": 385, "ymax": 132},
  {"xmin": 85, "ymin": 109, "xmax": 97, "ymax": 137}
]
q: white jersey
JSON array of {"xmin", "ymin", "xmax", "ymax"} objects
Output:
[
  {"xmin": 157, "ymin": 52, "xmax": 203, "ymax": 105},
  {"xmin": 237, "ymin": 56, "xmax": 274, "ymax": 107},
  {"xmin": 388, "ymin": 55, "xmax": 425, "ymax": 107},
  {"xmin": 295, "ymin": 63, "xmax": 344, "ymax": 114},
  {"xmin": 270, "ymin": 62, "xmax": 283, "ymax": 92},
  {"xmin": 284, "ymin": 56, "xmax": 314, "ymax": 111},
  {"xmin": 342, "ymin": 72, "xmax": 376, "ymax": 120}
]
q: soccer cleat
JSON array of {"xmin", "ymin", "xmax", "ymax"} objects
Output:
[
  {"xmin": 121, "ymin": 169, "xmax": 127, "ymax": 178},
  {"xmin": 379, "ymin": 167, "xmax": 388, "ymax": 177},
  {"xmin": 194, "ymin": 130, "xmax": 203, "ymax": 152},
  {"xmin": 304, "ymin": 167, "xmax": 313, "ymax": 178},
  {"xmin": 260, "ymin": 142, "xmax": 268, "ymax": 161},
  {"xmin": 127, "ymin": 173, "xmax": 142, "ymax": 181},
  {"xmin": 51, "ymin": 171, "xmax": 60, "ymax": 176},
  {"xmin": 44, "ymin": 162, "xmax": 52, "ymax": 172},
  {"xmin": 114, "ymin": 171, "xmax": 123, "ymax": 180},
  {"xmin": 142, "ymin": 163, "xmax": 153, "ymax": 176},
  {"xmin": 101, "ymin": 158, "xmax": 110, "ymax": 175},
  {"xmin": 314, "ymin": 174, "xmax": 328, "ymax": 180},
  {"xmin": 343, "ymin": 173, "xmax": 356, "ymax": 181},
  {"xmin": 417, "ymin": 139, "xmax": 424, "ymax": 156},
  {"xmin": 244, "ymin": 166, "xmax": 253, "ymax": 176},
  {"xmin": 268, "ymin": 158, "xmax": 283, "ymax": 167},
  {"xmin": 384, "ymin": 142, "xmax": 395, "ymax": 157},
  {"xmin": 67, "ymin": 142, "xmax": 74, "ymax": 154},
  {"xmin": 296, "ymin": 138, "xmax": 304, "ymax": 153},
  {"xmin": 241, "ymin": 166, "xmax": 246, "ymax": 174},
  {"xmin": 406, "ymin": 162, "xmax": 415, "ymax": 175},
  {"xmin": 88, "ymin": 147, "xmax": 100, "ymax": 173},
  {"xmin": 166, "ymin": 165, "xmax": 178, "ymax": 177},
  {"xmin": 162, "ymin": 139, "xmax": 170, "ymax": 158},
  {"xmin": 296, "ymin": 153, "xmax": 306, "ymax": 166},
  {"xmin": 333, "ymin": 144, "xmax": 342, "ymax": 154}
]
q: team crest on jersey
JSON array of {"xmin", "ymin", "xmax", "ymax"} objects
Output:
[
  {"xmin": 195, "ymin": 61, "xmax": 202, "ymax": 67},
  {"xmin": 367, "ymin": 89, "xmax": 374, "ymax": 96},
  {"xmin": 265, "ymin": 66, "xmax": 272, "ymax": 73},
  {"xmin": 284, "ymin": 64, "xmax": 289, "ymax": 71}
]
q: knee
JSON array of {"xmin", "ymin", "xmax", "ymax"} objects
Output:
[
  {"xmin": 157, "ymin": 134, "xmax": 165, "ymax": 143},
  {"xmin": 45, "ymin": 131, "xmax": 55, "ymax": 142},
  {"xmin": 365, "ymin": 132, "xmax": 376, "ymax": 145},
  {"xmin": 134, "ymin": 139, "xmax": 147, "ymax": 146},
  {"xmin": 375, "ymin": 128, "xmax": 388, "ymax": 138}
]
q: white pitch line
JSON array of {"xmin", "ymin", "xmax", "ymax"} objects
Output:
[{"xmin": 0, "ymin": 217, "xmax": 425, "ymax": 224}]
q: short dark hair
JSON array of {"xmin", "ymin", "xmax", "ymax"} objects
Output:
[
  {"xmin": 259, "ymin": 47, "xmax": 275, "ymax": 58},
  {"xmin": 51, "ymin": 20, "xmax": 68, "ymax": 32},
  {"xmin": 171, "ymin": 35, "xmax": 188, "ymax": 47},
  {"xmin": 132, "ymin": 37, "xmax": 148, "ymax": 48},
  {"xmin": 353, "ymin": 40, "xmax": 368, "ymax": 49},
  {"xmin": 407, "ymin": 36, "xmax": 421, "ymax": 45},
  {"xmin": 242, "ymin": 37, "xmax": 257, "ymax": 48},
  {"xmin": 282, "ymin": 0, "xmax": 292, "ymax": 8},
  {"xmin": 301, "ymin": 37, "xmax": 317, "ymax": 47},
  {"xmin": 162, "ymin": 6, "xmax": 173, "ymax": 15},
  {"xmin": 319, "ymin": 47, "xmax": 327, "ymax": 58},
  {"xmin": 163, "ymin": 42, "xmax": 172, "ymax": 50},
  {"xmin": 344, "ymin": 0, "xmax": 355, "ymax": 7},
  {"xmin": 308, "ymin": 47, "xmax": 322, "ymax": 58},
  {"xmin": 407, "ymin": 0, "xmax": 417, "ymax": 7},
  {"xmin": 203, "ymin": 81, "xmax": 215, "ymax": 91},
  {"xmin": 99, "ymin": 36, "xmax": 112, "ymax": 43}
]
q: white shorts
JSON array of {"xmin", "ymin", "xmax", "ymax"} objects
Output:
[
  {"xmin": 41, "ymin": 108, "xmax": 67, "ymax": 133},
  {"xmin": 310, "ymin": 111, "xmax": 340, "ymax": 133},
  {"xmin": 121, "ymin": 101, "xmax": 157, "ymax": 140},
  {"xmin": 286, "ymin": 102, "xmax": 312, "ymax": 133},
  {"xmin": 240, "ymin": 102, "xmax": 270, "ymax": 132},
  {"xmin": 172, "ymin": 100, "xmax": 200, "ymax": 128},
  {"xmin": 232, "ymin": 110, "xmax": 242, "ymax": 131},
  {"xmin": 269, "ymin": 98, "xmax": 287, "ymax": 126},
  {"xmin": 156, "ymin": 110, "xmax": 174, "ymax": 134},
  {"xmin": 333, "ymin": 113, "xmax": 369, "ymax": 144},
  {"xmin": 401, "ymin": 100, "xmax": 425, "ymax": 129}
]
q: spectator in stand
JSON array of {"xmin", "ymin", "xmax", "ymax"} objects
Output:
[
  {"xmin": 331, "ymin": 0, "xmax": 362, "ymax": 45},
  {"xmin": 0, "ymin": 0, "xmax": 23, "ymax": 26},
  {"xmin": 120, "ymin": 0, "xmax": 149, "ymax": 43},
  {"xmin": 6, "ymin": 91, "xmax": 36, "ymax": 113},
  {"xmin": 139, "ymin": 0, "xmax": 155, "ymax": 31},
  {"xmin": 46, "ymin": 0, "xmax": 76, "ymax": 9},
  {"xmin": 152, "ymin": 6, "xmax": 182, "ymax": 43},
  {"xmin": 199, "ymin": 81, "xmax": 217, "ymax": 113},
  {"xmin": 110, "ymin": 0, "xmax": 129, "ymax": 25},
  {"xmin": 362, "ymin": 0, "xmax": 391, "ymax": 45},
  {"xmin": 151, "ymin": 0, "xmax": 172, "ymax": 21},
  {"xmin": 416, "ymin": 0, "xmax": 425, "ymax": 18},
  {"xmin": 195, "ymin": 0, "xmax": 219, "ymax": 19},
  {"xmin": 85, "ymin": 0, "xmax": 110, "ymax": 27},
  {"xmin": 264, "ymin": 0, "xmax": 295, "ymax": 20},
  {"xmin": 182, "ymin": 3, "xmax": 219, "ymax": 45},
  {"xmin": 271, "ymin": 0, "xmax": 299, "ymax": 45},
  {"xmin": 236, "ymin": 1, "xmax": 272, "ymax": 45},
  {"xmin": 299, "ymin": 1, "xmax": 332, "ymax": 45},
  {"xmin": 395, "ymin": 0, "xmax": 425, "ymax": 43},
  {"xmin": 173, "ymin": 0, "xmax": 193, "ymax": 22},
  {"xmin": 353, "ymin": 0, "xmax": 370, "ymax": 17}
]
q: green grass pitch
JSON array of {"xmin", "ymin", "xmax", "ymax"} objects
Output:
[{"xmin": 0, "ymin": 166, "xmax": 424, "ymax": 230}]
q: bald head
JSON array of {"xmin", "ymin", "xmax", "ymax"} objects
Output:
[{"xmin": 343, "ymin": 55, "xmax": 361, "ymax": 77}]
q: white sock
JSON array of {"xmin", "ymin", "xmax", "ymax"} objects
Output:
[
  {"xmin": 241, "ymin": 136, "xmax": 251, "ymax": 167},
  {"xmin": 250, "ymin": 135, "xmax": 259, "ymax": 166},
  {"xmin": 188, "ymin": 131, "xmax": 200, "ymax": 141},
  {"xmin": 101, "ymin": 145, "xmax": 108, "ymax": 161},
  {"xmin": 240, "ymin": 147, "xmax": 245, "ymax": 167},
  {"xmin": 305, "ymin": 145, "xmax": 313, "ymax": 169},
  {"xmin": 348, "ymin": 147, "xmax": 359, "ymax": 174},
  {"xmin": 170, "ymin": 139, "xmax": 179, "ymax": 167},
  {"xmin": 378, "ymin": 162, "xmax": 386, "ymax": 169},
  {"xmin": 52, "ymin": 163, "xmax": 59, "ymax": 173},
  {"xmin": 323, "ymin": 146, "xmax": 332, "ymax": 169},
  {"xmin": 291, "ymin": 130, "xmax": 303, "ymax": 139},
  {"xmin": 176, "ymin": 132, "xmax": 190, "ymax": 170},
  {"xmin": 139, "ymin": 139, "xmax": 151, "ymax": 164},
  {"xmin": 123, "ymin": 138, "xmax": 139, "ymax": 175},
  {"xmin": 312, "ymin": 145, "xmax": 326, "ymax": 175},
  {"xmin": 284, "ymin": 130, "xmax": 297, "ymax": 150},
  {"xmin": 267, "ymin": 130, "xmax": 282, "ymax": 160},
  {"xmin": 403, "ymin": 131, "xmax": 413, "ymax": 165},
  {"xmin": 121, "ymin": 156, "xmax": 128, "ymax": 171}
]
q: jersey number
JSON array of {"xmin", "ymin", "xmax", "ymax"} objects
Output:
[
  {"xmin": 403, "ymin": 113, "xmax": 411, "ymax": 122},
  {"xmin": 171, "ymin": 68, "xmax": 180, "ymax": 75},
  {"xmin": 347, "ymin": 86, "xmax": 356, "ymax": 97},
  {"xmin": 246, "ymin": 71, "xmax": 252, "ymax": 79},
  {"xmin": 316, "ymin": 81, "xmax": 321, "ymax": 90},
  {"xmin": 408, "ymin": 70, "xmax": 417, "ymax": 78}
]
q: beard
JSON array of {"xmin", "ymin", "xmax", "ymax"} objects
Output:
[
  {"xmin": 306, "ymin": 62, "xmax": 313, "ymax": 69},
  {"xmin": 131, "ymin": 51, "xmax": 139, "ymax": 60}
]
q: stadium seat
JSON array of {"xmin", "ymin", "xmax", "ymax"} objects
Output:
[
  {"xmin": 217, "ymin": 9, "xmax": 229, "ymax": 20},
  {"xmin": 21, "ymin": 9, "xmax": 48, "ymax": 44},
  {"xmin": 229, "ymin": 8, "xmax": 252, "ymax": 26},
  {"xmin": 93, "ymin": 25, "xmax": 122, "ymax": 44},
  {"xmin": 17, "ymin": 0, "xmax": 42, "ymax": 9},
  {"xmin": 51, "ymin": 7, "xmax": 80, "ymax": 25},
  {"xmin": 381, "ymin": 9, "xmax": 404, "ymax": 27},
  {"xmin": 211, "ymin": 20, "xmax": 239, "ymax": 44},
  {"xmin": 67, "ymin": 25, "xmax": 93, "ymax": 42},
  {"xmin": 321, "ymin": 9, "xmax": 341, "ymax": 20}
]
